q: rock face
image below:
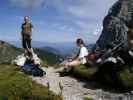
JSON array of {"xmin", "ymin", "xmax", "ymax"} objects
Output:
[
  {"xmin": 95, "ymin": 0, "xmax": 133, "ymax": 50},
  {"xmin": 93, "ymin": 0, "xmax": 133, "ymax": 91}
]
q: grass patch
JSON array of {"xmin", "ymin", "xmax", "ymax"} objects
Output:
[
  {"xmin": 71, "ymin": 65, "xmax": 97, "ymax": 79},
  {"xmin": 0, "ymin": 64, "xmax": 61, "ymax": 100},
  {"xmin": 120, "ymin": 68, "xmax": 133, "ymax": 89},
  {"xmin": 84, "ymin": 97, "xmax": 93, "ymax": 100}
]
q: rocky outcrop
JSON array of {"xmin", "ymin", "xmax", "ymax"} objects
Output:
[
  {"xmin": 95, "ymin": 0, "xmax": 133, "ymax": 50},
  {"xmin": 12, "ymin": 53, "xmax": 42, "ymax": 66},
  {"xmin": 93, "ymin": 0, "xmax": 133, "ymax": 91}
]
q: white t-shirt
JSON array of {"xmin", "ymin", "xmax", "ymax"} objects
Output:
[{"xmin": 78, "ymin": 46, "xmax": 88, "ymax": 64}]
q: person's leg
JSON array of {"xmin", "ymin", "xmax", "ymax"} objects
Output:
[
  {"xmin": 22, "ymin": 38, "xmax": 27, "ymax": 54},
  {"xmin": 27, "ymin": 38, "xmax": 32, "ymax": 49},
  {"xmin": 68, "ymin": 60, "xmax": 81, "ymax": 68},
  {"xmin": 64, "ymin": 60, "xmax": 81, "ymax": 72},
  {"xmin": 26, "ymin": 38, "xmax": 33, "ymax": 57}
]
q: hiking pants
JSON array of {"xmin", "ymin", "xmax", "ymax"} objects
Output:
[{"xmin": 22, "ymin": 35, "xmax": 32, "ymax": 49}]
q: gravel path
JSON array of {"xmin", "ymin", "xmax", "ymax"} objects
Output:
[{"xmin": 31, "ymin": 67, "xmax": 129, "ymax": 100}]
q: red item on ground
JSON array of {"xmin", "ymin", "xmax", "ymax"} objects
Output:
[{"xmin": 88, "ymin": 53, "xmax": 97, "ymax": 61}]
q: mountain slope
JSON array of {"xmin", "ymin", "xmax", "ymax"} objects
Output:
[
  {"xmin": 0, "ymin": 41, "xmax": 22, "ymax": 64},
  {"xmin": 34, "ymin": 48, "xmax": 63, "ymax": 65},
  {"xmin": 39, "ymin": 46, "xmax": 61, "ymax": 55},
  {"xmin": 0, "ymin": 40, "xmax": 62, "ymax": 65},
  {"xmin": 0, "ymin": 64, "xmax": 61, "ymax": 100}
]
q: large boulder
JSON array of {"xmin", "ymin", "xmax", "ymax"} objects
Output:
[
  {"xmin": 93, "ymin": 0, "xmax": 133, "ymax": 91},
  {"xmin": 95, "ymin": 0, "xmax": 133, "ymax": 50},
  {"xmin": 12, "ymin": 52, "xmax": 42, "ymax": 66}
]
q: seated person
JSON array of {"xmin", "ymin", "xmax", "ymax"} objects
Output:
[{"xmin": 64, "ymin": 38, "xmax": 89, "ymax": 71}]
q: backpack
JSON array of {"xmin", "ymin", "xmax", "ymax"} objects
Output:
[
  {"xmin": 32, "ymin": 65, "xmax": 46, "ymax": 77},
  {"xmin": 21, "ymin": 64, "xmax": 46, "ymax": 77},
  {"xmin": 21, "ymin": 64, "xmax": 33, "ymax": 75}
]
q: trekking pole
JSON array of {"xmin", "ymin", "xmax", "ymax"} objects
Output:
[
  {"xmin": 100, "ymin": 42, "xmax": 124, "ymax": 63},
  {"xmin": 47, "ymin": 81, "xmax": 50, "ymax": 96},
  {"xmin": 59, "ymin": 82, "xmax": 63, "ymax": 97}
]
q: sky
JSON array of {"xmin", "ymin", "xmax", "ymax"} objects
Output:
[{"xmin": 0, "ymin": 0, "xmax": 117, "ymax": 43}]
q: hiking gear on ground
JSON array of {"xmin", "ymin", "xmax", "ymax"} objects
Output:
[
  {"xmin": 12, "ymin": 45, "xmax": 44, "ymax": 77},
  {"xmin": 13, "ymin": 51, "xmax": 41, "ymax": 66},
  {"xmin": 21, "ymin": 64, "xmax": 46, "ymax": 77}
]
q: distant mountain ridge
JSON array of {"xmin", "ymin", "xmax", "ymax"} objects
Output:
[
  {"xmin": 39, "ymin": 46, "xmax": 61, "ymax": 55},
  {"xmin": 9, "ymin": 41, "xmax": 94, "ymax": 57},
  {"xmin": 9, "ymin": 41, "xmax": 76, "ymax": 56}
]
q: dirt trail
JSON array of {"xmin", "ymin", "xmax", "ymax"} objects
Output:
[{"xmin": 31, "ymin": 67, "xmax": 126, "ymax": 100}]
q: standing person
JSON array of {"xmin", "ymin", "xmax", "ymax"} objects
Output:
[
  {"xmin": 64, "ymin": 38, "xmax": 89, "ymax": 71},
  {"xmin": 21, "ymin": 16, "xmax": 33, "ymax": 56}
]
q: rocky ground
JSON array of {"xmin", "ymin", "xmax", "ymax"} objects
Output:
[{"xmin": 31, "ymin": 67, "xmax": 132, "ymax": 100}]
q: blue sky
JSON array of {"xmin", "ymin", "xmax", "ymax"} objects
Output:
[{"xmin": 0, "ymin": 0, "xmax": 117, "ymax": 43}]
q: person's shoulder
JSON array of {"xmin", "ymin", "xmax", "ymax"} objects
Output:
[
  {"xmin": 29, "ymin": 22, "xmax": 32, "ymax": 24},
  {"xmin": 82, "ymin": 46, "xmax": 88, "ymax": 52},
  {"xmin": 28, "ymin": 22, "xmax": 32, "ymax": 25},
  {"xmin": 82, "ymin": 46, "xmax": 87, "ymax": 49},
  {"xmin": 80, "ymin": 46, "xmax": 86, "ymax": 51},
  {"xmin": 29, "ymin": 22, "xmax": 33, "ymax": 27}
]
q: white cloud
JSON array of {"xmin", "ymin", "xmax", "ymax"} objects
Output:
[
  {"xmin": 45, "ymin": 0, "xmax": 117, "ymax": 33},
  {"xmin": 8, "ymin": 0, "xmax": 118, "ymax": 42},
  {"xmin": 9, "ymin": 0, "xmax": 45, "ymax": 10},
  {"xmin": 67, "ymin": 0, "xmax": 117, "ymax": 19},
  {"xmin": 43, "ymin": 0, "xmax": 117, "ymax": 42}
]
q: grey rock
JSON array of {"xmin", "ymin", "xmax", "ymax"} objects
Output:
[{"xmin": 95, "ymin": 0, "xmax": 133, "ymax": 50}]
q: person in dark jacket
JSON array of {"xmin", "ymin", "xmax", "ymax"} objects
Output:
[{"xmin": 21, "ymin": 16, "xmax": 33, "ymax": 56}]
